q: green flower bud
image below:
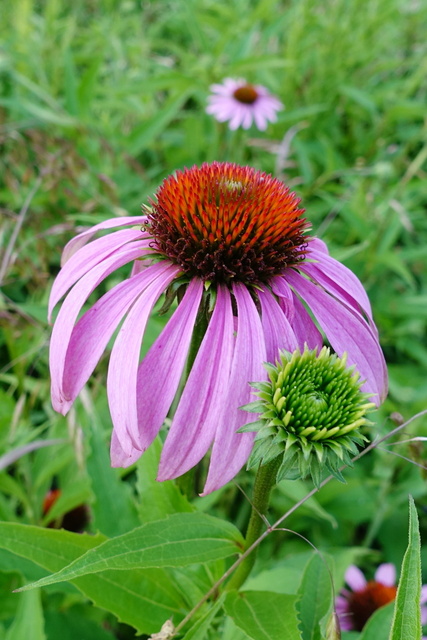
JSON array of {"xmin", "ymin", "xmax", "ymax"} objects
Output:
[{"xmin": 241, "ymin": 346, "xmax": 375, "ymax": 487}]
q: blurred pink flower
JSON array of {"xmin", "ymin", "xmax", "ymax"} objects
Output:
[
  {"xmin": 48, "ymin": 162, "xmax": 387, "ymax": 494},
  {"xmin": 206, "ymin": 78, "xmax": 282, "ymax": 131},
  {"xmin": 336, "ymin": 563, "xmax": 427, "ymax": 635}
]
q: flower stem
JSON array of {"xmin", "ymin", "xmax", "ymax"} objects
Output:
[{"xmin": 226, "ymin": 457, "xmax": 280, "ymax": 590}]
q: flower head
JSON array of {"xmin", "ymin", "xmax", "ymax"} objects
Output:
[
  {"xmin": 206, "ymin": 78, "xmax": 283, "ymax": 131},
  {"xmin": 336, "ymin": 564, "xmax": 427, "ymax": 635},
  {"xmin": 242, "ymin": 347, "xmax": 375, "ymax": 486},
  {"xmin": 49, "ymin": 162, "xmax": 387, "ymax": 494}
]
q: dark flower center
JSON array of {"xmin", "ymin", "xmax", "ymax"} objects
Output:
[
  {"xmin": 347, "ymin": 581, "xmax": 397, "ymax": 631},
  {"xmin": 233, "ymin": 85, "xmax": 259, "ymax": 104},
  {"xmin": 145, "ymin": 162, "xmax": 309, "ymax": 285}
]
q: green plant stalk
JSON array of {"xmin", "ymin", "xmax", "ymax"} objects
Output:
[
  {"xmin": 226, "ymin": 457, "xmax": 281, "ymax": 590},
  {"xmin": 175, "ymin": 310, "xmax": 209, "ymax": 497}
]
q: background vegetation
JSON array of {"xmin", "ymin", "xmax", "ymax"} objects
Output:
[{"xmin": 1, "ymin": 0, "xmax": 427, "ymax": 638}]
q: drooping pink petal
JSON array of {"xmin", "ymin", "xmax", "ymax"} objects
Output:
[
  {"xmin": 110, "ymin": 430, "xmax": 142, "ymax": 468},
  {"xmin": 61, "ymin": 215, "xmax": 149, "ymax": 264},
  {"xmin": 107, "ymin": 263, "xmax": 180, "ymax": 455},
  {"xmin": 157, "ymin": 285, "xmax": 234, "ymax": 481},
  {"xmin": 290, "ymin": 292, "xmax": 323, "ymax": 350},
  {"xmin": 61, "ymin": 263, "xmax": 174, "ymax": 409},
  {"xmin": 286, "ymin": 271, "xmax": 388, "ymax": 403},
  {"xmin": 375, "ymin": 563, "xmax": 396, "ymax": 587},
  {"xmin": 345, "ymin": 565, "xmax": 367, "ymax": 591},
  {"xmin": 258, "ymin": 287, "xmax": 298, "ymax": 361},
  {"xmin": 308, "ymin": 237, "xmax": 329, "ymax": 254},
  {"xmin": 49, "ymin": 228, "xmax": 150, "ymax": 320},
  {"xmin": 134, "ymin": 278, "xmax": 204, "ymax": 451},
  {"xmin": 270, "ymin": 275, "xmax": 295, "ymax": 322},
  {"xmin": 421, "ymin": 584, "xmax": 427, "ymax": 605},
  {"xmin": 301, "ymin": 250, "xmax": 374, "ymax": 321},
  {"xmin": 202, "ymin": 283, "xmax": 267, "ymax": 495},
  {"xmin": 50, "ymin": 241, "xmax": 150, "ymax": 414}
]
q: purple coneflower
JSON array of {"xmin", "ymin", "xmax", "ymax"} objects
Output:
[
  {"xmin": 206, "ymin": 78, "xmax": 283, "ymax": 131},
  {"xmin": 336, "ymin": 563, "xmax": 427, "ymax": 635},
  {"xmin": 49, "ymin": 162, "xmax": 387, "ymax": 494}
]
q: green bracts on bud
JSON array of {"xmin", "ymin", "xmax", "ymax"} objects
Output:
[{"xmin": 242, "ymin": 346, "xmax": 375, "ymax": 487}]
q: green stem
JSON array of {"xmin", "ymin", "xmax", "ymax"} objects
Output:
[
  {"xmin": 227, "ymin": 457, "xmax": 280, "ymax": 590},
  {"xmin": 175, "ymin": 310, "xmax": 209, "ymax": 497}
]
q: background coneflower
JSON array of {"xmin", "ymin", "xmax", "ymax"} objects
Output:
[{"xmin": 206, "ymin": 78, "xmax": 283, "ymax": 130}]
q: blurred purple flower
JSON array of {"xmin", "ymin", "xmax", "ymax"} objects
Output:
[
  {"xmin": 336, "ymin": 563, "xmax": 427, "ymax": 635},
  {"xmin": 48, "ymin": 162, "xmax": 387, "ymax": 494},
  {"xmin": 206, "ymin": 78, "xmax": 282, "ymax": 131}
]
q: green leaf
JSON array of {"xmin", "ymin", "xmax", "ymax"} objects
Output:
[
  {"xmin": 0, "ymin": 523, "xmax": 187, "ymax": 634},
  {"xmin": 85, "ymin": 415, "xmax": 140, "ymax": 536},
  {"xmin": 296, "ymin": 553, "xmax": 332, "ymax": 640},
  {"xmin": 136, "ymin": 436, "xmax": 194, "ymax": 522},
  {"xmin": 224, "ymin": 590, "xmax": 301, "ymax": 640},
  {"xmin": 18, "ymin": 513, "xmax": 244, "ymax": 590},
  {"xmin": 127, "ymin": 90, "xmax": 192, "ymax": 155},
  {"xmin": 181, "ymin": 595, "xmax": 225, "ymax": 640},
  {"xmin": 389, "ymin": 496, "xmax": 422, "ymax": 640},
  {"xmin": 358, "ymin": 601, "xmax": 394, "ymax": 640},
  {"xmin": 5, "ymin": 590, "xmax": 46, "ymax": 640}
]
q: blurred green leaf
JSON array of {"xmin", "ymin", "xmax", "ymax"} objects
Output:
[
  {"xmin": 5, "ymin": 589, "xmax": 46, "ymax": 640},
  {"xmin": 389, "ymin": 496, "xmax": 422, "ymax": 640},
  {"xmin": 296, "ymin": 553, "xmax": 332, "ymax": 640},
  {"xmin": 136, "ymin": 436, "xmax": 195, "ymax": 523}
]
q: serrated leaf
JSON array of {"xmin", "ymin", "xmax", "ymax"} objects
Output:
[
  {"xmin": 0, "ymin": 523, "xmax": 188, "ymax": 634},
  {"xmin": 224, "ymin": 590, "xmax": 301, "ymax": 640},
  {"xmin": 296, "ymin": 554, "xmax": 332, "ymax": 640},
  {"xmin": 18, "ymin": 513, "xmax": 244, "ymax": 591},
  {"xmin": 389, "ymin": 496, "xmax": 422, "ymax": 640}
]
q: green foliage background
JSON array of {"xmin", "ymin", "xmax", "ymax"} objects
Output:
[{"xmin": 1, "ymin": 0, "xmax": 427, "ymax": 638}]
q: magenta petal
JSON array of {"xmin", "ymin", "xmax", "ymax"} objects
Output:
[
  {"xmin": 61, "ymin": 215, "xmax": 148, "ymax": 264},
  {"xmin": 375, "ymin": 563, "xmax": 396, "ymax": 587},
  {"xmin": 345, "ymin": 565, "xmax": 367, "ymax": 591},
  {"xmin": 134, "ymin": 278, "xmax": 204, "ymax": 450},
  {"xmin": 62, "ymin": 264, "xmax": 171, "ymax": 407},
  {"xmin": 301, "ymin": 250, "xmax": 374, "ymax": 321},
  {"xmin": 286, "ymin": 271, "xmax": 388, "ymax": 403},
  {"xmin": 49, "ymin": 228, "xmax": 149, "ymax": 320},
  {"xmin": 110, "ymin": 430, "xmax": 142, "ymax": 468},
  {"xmin": 157, "ymin": 285, "xmax": 234, "ymax": 481},
  {"xmin": 308, "ymin": 237, "xmax": 329, "ymax": 254},
  {"xmin": 202, "ymin": 283, "xmax": 267, "ymax": 495},
  {"xmin": 270, "ymin": 276, "xmax": 295, "ymax": 322},
  {"xmin": 290, "ymin": 292, "xmax": 323, "ymax": 350},
  {"xmin": 258, "ymin": 287, "xmax": 298, "ymax": 361},
  {"xmin": 50, "ymin": 241, "xmax": 150, "ymax": 415},
  {"xmin": 107, "ymin": 264, "xmax": 180, "ymax": 455},
  {"xmin": 421, "ymin": 585, "xmax": 427, "ymax": 605}
]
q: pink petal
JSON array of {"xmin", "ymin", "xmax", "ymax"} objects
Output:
[
  {"xmin": 290, "ymin": 292, "xmax": 323, "ymax": 350},
  {"xmin": 49, "ymin": 228, "xmax": 149, "ymax": 320},
  {"xmin": 61, "ymin": 263, "xmax": 173, "ymax": 408},
  {"xmin": 134, "ymin": 278, "xmax": 204, "ymax": 450},
  {"xmin": 421, "ymin": 584, "xmax": 427, "ymax": 604},
  {"xmin": 258, "ymin": 287, "xmax": 298, "ymax": 361},
  {"xmin": 286, "ymin": 271, "xmax": 388, "ymax": 403},
  {"xmin": 157, "ymin": 285, "xmax": 234, "ymax": 480},
  {"xmin": 375, "ymin": 563, "xmax": 396, "ymax": 587},
  {"xmin": 301, "ymin": 250, "xmax": 374, "ymax": 321},
  {"xmin": 61, "ymin": 215, "xmax": 148, "ymax": 264},
  {"xmin": 107, "ymin": 263, "xmax": 180, "ymax": 455},
  {"xmin": 345, "ymin": 565, "xmax": 367, "ymax": 591},
  {"xmin": 110, "ymin": 430, "xmax": 142, "ymax": 468},
  {"xmin": 50, "ymin": 241, "xmax": 150, "ymax": 414},
  {"xmin": 202, "ymin": 283, "xmax": 267, "ymax": 494}
]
